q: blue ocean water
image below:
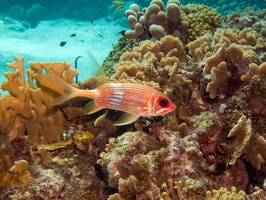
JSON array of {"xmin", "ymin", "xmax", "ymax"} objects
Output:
[{"xmin": 0, "ymin": 0, "xmax": 265, "ymax": 27}]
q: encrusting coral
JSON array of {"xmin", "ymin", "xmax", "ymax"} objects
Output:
[
  {"xmin": 98, "ymin": 126, "xmax": 256, "ymax": 199},
  {"xmin": 124, "ymin": 0, "xmax": 221, "ymax": 42}
]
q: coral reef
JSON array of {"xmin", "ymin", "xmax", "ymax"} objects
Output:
[
  {"xmin": 124, "ymin": 0, "xmax": 221, "ymax": 42},
  {"xmin": 0, "ymin": 56, "xmax": 78, "ymax": 145},
  {"xmin": 0, "ymin": 159, "xmax": 31, "ymax": 187},
  {"xmin": 101, "ymin": 36, "xmax": 140, "ymax": 77},
  {"xmin": 112, "ymin": 35, "xmax": 191, "ymax": 129},
  {"xmin": 223, "ymin": 8, "xmax": 266, "ymax": 38},
  {"xmin": 187, "ymin": 28, "xmax": 265, "ymax": 99},
  {"xmin": 218, "ymin": 115, "xmax": 252, "ymax": 167},
  {"xmin": 97, "ymin": 16, "xmax": 266, "ymax": 198},
  {"xmin": 1, "ymin": 1, "xmax": 266, "ymax": 199},
  {"xmin": 206, "ymin": 186, "xmax": 266, "ymax": 200}
]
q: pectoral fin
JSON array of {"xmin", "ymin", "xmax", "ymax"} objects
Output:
[
  {"xmin": 113, "ymin": 112, "xmax": 139, "ymax": 126},
  {"xmin": 83, "ymin": 100, "xmax": 103, "ymax": 115}
]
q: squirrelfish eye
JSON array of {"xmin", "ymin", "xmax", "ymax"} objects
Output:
[{"xmin": 158, "ymin": 97, "xmax": 169, "ymax": 108}]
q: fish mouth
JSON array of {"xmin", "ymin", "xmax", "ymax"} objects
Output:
[{"xmin": 156, "ymin": 104, "xmax": 176, "ymax": 115}]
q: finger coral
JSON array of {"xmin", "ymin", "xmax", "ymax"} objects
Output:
[
  {"xmin": 187, "ymin": 28, "xmax": 265, "ymax": 99},
  {"xmin": 206, "ymin": 186, "xmax": 266, "ymax": 200},
  {"xmin": 124, "ymin": 0, "xmax": 221, "ymax": 42},
  {"xmin": 206, "ymin": 61, "xmax": 231, "ymax": 99},
  {"xmin": 161, "ymin": 178, "xmax": 205, "ymax": 199}
]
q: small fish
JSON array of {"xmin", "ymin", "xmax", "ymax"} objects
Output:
[
  {"xmin": 59, "ymin": 41, "xmax": 67, "ymax": 47},
  {"xmin": 34, "ymin": 54, "xmax": 175, "ymax": 126},
  {"xmin": 115, "ymin": 4, "xmax": 125, "ymax": 10},
  {"xmin": 117, "ymin": 30, "xmax": 126, "ymax": 36},
  {"xmin": 90, "ymin": 19, "xmax": 94, "ymax": 23},
  {"xmin": 112, "ymin": 0, "xmax": 124, "ymax": 4},
  {"xmin": 113, "ymin": 0, "xmax": 125, "ymax": 10},
  {"xmin": 70, "ymin": 33, "xmax": 76, "ymax": 37}
]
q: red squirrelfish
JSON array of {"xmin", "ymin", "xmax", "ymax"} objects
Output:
[{"xmin": 34, "ymin": 74, "xmax": 176, "ymax": 126}]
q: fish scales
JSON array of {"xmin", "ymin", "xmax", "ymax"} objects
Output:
[
  {"xmin": 95, "ymin": 83, "xmax": 154, "ymax": 113},
  {"xmin": 34, "ymin": 72, "xmax": 175, "ymax": 125}
]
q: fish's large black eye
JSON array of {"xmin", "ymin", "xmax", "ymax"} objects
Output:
[{"xmin": 158, "ymin": 98, "xmax": 169, "ymax": 107}]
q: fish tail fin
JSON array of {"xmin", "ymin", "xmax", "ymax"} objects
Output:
[
  {"xmin": 52, "ymin": 90, "xmax": 76, "ymax": 105},
  {"xmin": 34, "ymin": 73, "xmax": 95, "ymax": 105}
]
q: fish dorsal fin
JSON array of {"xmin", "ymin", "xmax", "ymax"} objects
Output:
[
  {"xmin": 83, "ymin": 100, "xmax": 103, "ymax": 115},
  {"xmin": 113, "ymin": 112, "xmax": 139, "ymax": 126},
  {"xmin": 86, "ymin": 51, "xmax": 108, "ymax": 84}
]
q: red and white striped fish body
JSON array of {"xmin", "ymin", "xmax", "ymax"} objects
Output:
[
  {"xmin": 34, "ymin": 74, "xmax": 175, "ymax": 125},
  {"xmin": 93, "ymin": 82, "xmax": 175, "ymax": 116},
  {"xmin": 81, "ymin": 82, "xmax": 175, "ymax": 125}
]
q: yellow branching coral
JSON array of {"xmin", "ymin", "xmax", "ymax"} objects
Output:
[
  {"xmin": 114, "ymin": 35, "xmax": 186, "ymax": 82},
  {"xmin": 201, "ymin": 28, "xmax": 260, "ymax": 75},
  {"xmin": 203, "ymin": 45, "xmax": 226, "ymax": 74},
  {"xmin": 186, "ymin": 28, "xmax": 264, "ymax": 99},
  {"xmin": 161, "ymin": 178, "xmax": 205, "ymax": 200},
  {"xmin": 241, "ymin": 63, "xmax": 266, "ymax": 82},
  {"xmin": 187, "ymin": 32, "xmax": 212, "ymax": 62},
  {"xmin": 219, "ymin": 115, "xmax": 252, "ymax": 166},
  {"xmin": 0, "ymin": 56, "xmax": 78, "ymax": 145},
  {"xmin": 245, "ymin": 133, "xmax": 266, "ymax": 170},
  {"xmin": 206, "ymin": 186, "xmax": 266, "ymax": 200},
  {"xmin": 206, "ymin": 61, "xmax": 231, "ymax": 99},
  {"xmin": 219, "ymin": 115, "xmax": 266, "ymax": 170},
  {"xmin": 0, "ymin": 159, "xmax": 31, "ymax": 187},
  {"xmin": 73, "ymin": 131, "xmax": 96, "ymax": 152}
]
